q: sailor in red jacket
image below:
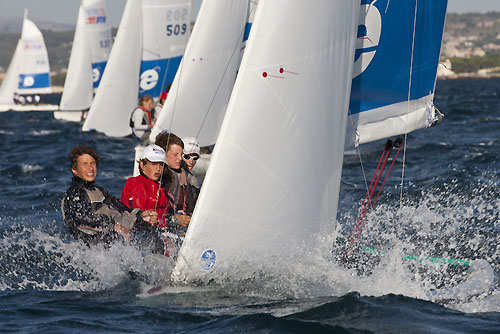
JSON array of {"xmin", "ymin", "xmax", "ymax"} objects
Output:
[{"xmin": 121, "ymin": 144, "xmax": 172, "ymax": 229}]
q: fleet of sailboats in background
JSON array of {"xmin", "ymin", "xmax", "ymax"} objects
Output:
[
  {"xmin": 82, "ymin": 0, "xmax": 192, "ymax": 137},
  {"xmin": 0, "ymin": 10, "xmax": 56, "ymax": 112},
  {"xmin": 54, "ymin": 0, "xmax": 113, "ymax": 122}
]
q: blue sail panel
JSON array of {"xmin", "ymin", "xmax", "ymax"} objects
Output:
[
  {"xmin": 92, "ymin": 61, "xmax": 107, "ymax": 89},
  {"xmin": 139, "ymin": 56, "xmax": 182, "ymax": 98},
  {"xmin": 18, "ymin": 73, "xmax": 51, "ymax": 90},
  {"xmin": 243, "ymin": 22, "xmax": 252, "ymax": 42},
  {"xmin": 348, "ymin": 0, "xmax": 447, "ymax": 145}
]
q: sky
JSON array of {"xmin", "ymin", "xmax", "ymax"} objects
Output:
[{"xmin": 0, "ymin": 0, "xmax": 498, "ymax": 28}]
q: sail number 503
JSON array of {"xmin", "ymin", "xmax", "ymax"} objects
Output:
[{"xmin": 166, "ymin": 23, "xmax": 187, "ymax": 36}]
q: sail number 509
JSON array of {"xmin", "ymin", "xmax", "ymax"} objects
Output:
[{"xmin": 166, "ymin": 23, "xmax": 187, "ymax": 36}]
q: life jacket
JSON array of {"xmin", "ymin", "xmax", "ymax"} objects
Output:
[
  {"xmin": 61, "ymin": 187, "xmax": 120, "ymax": 236},
  {"xmin": 129, "ymin": 105, "xmax": 153, "ymax": 128}
]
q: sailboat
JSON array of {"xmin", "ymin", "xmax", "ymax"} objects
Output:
[
  {"xmin": 0, "ymin": 10, "xmax": 57, "ymax": 112},
  {"xmin": 131, "ymin": 0, "xmax": 257, "ymax": 176},
  {"xmin": 82, "ymin": 0, "xmax": 192, "ymax": 137},
  {"xmin": 54, "ymin": 0, "xmax": 113, "ymax": 122},
  {"xmin": 149, "ymin": 0, "xmax": 258, "ymax": 147},
  {"xmin": 169, "ymin": 0, "xmax": 448, "ymax": 283}
]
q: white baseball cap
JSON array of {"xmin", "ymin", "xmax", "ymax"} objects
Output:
[
  {"xmin": 182, "ymin": 137, "xmax": 200, "ymax": 155},
  {"xmin": 141, "ymin": 144, "xmax": 167, "ymax": 163}
]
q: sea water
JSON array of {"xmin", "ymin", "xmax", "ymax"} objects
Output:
[{"xmin": 0, "ymin": 78, "xmax": 498, "ymax": 333}]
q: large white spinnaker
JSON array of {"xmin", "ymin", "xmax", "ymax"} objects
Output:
[
  {"xmin": 149, "ymin": 0, "xmax": 254, "ymax": 146},
  {"xmin": 83, "ymin": 0, "xmax": 191, "ymax": 137},
  {"xmin": 59, "ymin": 5, "xmax": 93, "ymax": 112},
  {"xmin": 347, "ymin": 0, "xmax": 448, "ymax": 146},
  {"xmin": 173, "ymin": 0, "xmax": 359, "ymax": 282}
]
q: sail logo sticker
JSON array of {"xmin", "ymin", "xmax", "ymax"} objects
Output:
[
  {"xmin": 200, "ymin": 249, "xmax": 216, "ymax": 270},
  {"xmin": 24, "ymin": 40, "xmax": 42, "ymax": 50},
  {"xmin": 23, "ymin": 76, "xmax": 35, "ymax": 87},
  {"xmin": 140, "ymin": 69, "xmax": 159, "ymax": 91},
  {"xmin": 353, "ymin": 2, "xmax": 382, "ymax": 78},
  {"xmin": 86, "ymin": 8, "xmax": 107, "ymax": 24},
  {"xmin": 92, "ymin": 68, "xmax": 100, "ymax": 83}
]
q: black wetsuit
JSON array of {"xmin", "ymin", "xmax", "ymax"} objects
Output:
[{"xmin": 62, "ymin": 176, "xmax": 165, "ymax": 253}]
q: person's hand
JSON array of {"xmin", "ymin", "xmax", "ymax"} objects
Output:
[
  {"xmin": 176, "ymin": 213, "xmax": 191, "ymax": 227},
  {"xmin": 114, "ymin": 223, "xmax": 130, "ymax": 242},
  {"xmin": 142, "ymin": 210, "xmax": 158, "ymax": 224}
]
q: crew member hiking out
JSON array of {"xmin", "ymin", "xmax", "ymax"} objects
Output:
[{"xmin": 62, "ymin": 145, "xmax": 165, "ymax": 254}]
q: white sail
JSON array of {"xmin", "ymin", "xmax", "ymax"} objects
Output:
[
  {"xmin": 82, "ymin": 0, "xmax": 142, "ymax": 137},
  {"xmin": 83, "ymin": 0, "xmax": 191, "ymax": 137},
  {"xmin": 347, "ymin": 0, "xmax": 448, "ymax": 146},
  {"xmin": 17, "ymin": 17, "xmax": 52, "ymax": 95},
  {"xmin": 0, "ymin": 40, "xmax": 22, "ymax": 105},
  {"xmin": 59, "ymin": 5, "xmax": 93, "ymax": 112},
  {"xmin": 0, "ymin": 12, "xmax": 53, "ymax": 111},
  {"xmin": 85, "ymin": 0, "xmax": 113, "ymax": 90},
  {"xmin": 149, "ymin": 0, "xmax": 252, "ymax": 146},
  {"xmin": 58, "ymin": 0, "xmax": 112, "ymax": 116},
  {"xmin": 139, "ymin": 0, "xmax": 191, "ymax": 99},
  {"xmin": 173, "ymin": 0, "xmax": 359, "ymax": 282}
]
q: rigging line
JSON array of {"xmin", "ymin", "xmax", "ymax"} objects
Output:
[
  {"xmin": 154, "ymin": 163, "xmax": 165, "ymax": 212},
  {"xmin": 343, "ymin": 141, "xmax": 393, "ymax": 262},
  {"xmin": 194, "ymin": 1, "xmax": 259, "ymax": 141},
  {"xmin": 142, "ymin": 48, "xmax": 161, "ymax": 58},
  {"xmin": 350, "ymin": 147, "xmax": 392, "ymax": 249},
  {"xmin": 348, "ymin": 109, "xmax": 369, "ymax": 193},
  {"xmin": 400, "ymin": 0, "xmax": 418, "ymax": 209},
  {"xmin": 371, "ymin": 139, "xmax": 402, "ymax": 209}
]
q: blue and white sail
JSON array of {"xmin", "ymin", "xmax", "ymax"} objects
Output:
[
  {"xmin": 86, "ymin": 0, "xmax": 112, "ymax": 90},
  {"xmin": 347, "ymin": 0, "xmax": 447, "ymax": 146},
  {"xmin": 83, "ymin": 0, "xmax": 191, "ymax": 137},
  {"xmin": 17, "ymin": 15, "xmax": 52, "ymax": 95},
  {"xmin": 139, "ymin": 0, "xmax": 191, "ymax": 98},
  {"xmin": 173, "ymin": 0, "xmax": 359, "ymax": 282},
  {"xmin": 57, "ymin": 0, "xmax": 112, "ymax": 121},
  {"xmin": 149, "ymin": 0, "xmax": 257, "ymax": 146},
  {"xmin": 0, "ymin": 11, "xmax": 51, "ymax": 109}
]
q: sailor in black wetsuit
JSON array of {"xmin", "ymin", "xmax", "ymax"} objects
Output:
[{"xmin": 62, "ymin": 145, "xmax": 166, "ymax": 253}]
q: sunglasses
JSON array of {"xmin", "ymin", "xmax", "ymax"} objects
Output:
[{"xmin": 183, "ymin": 154, "xmax": 199, "ymax": 161}]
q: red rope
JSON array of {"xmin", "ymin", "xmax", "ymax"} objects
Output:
[
  {"xmin": 371, "ymin": 143, "xmax": 402, "ymax": 209},
  {"xmin": 344, "ymin": 142, "xmax": 390, "ymax": 246},
  {"xmin": 342, "ymin": 138, "xmax": 401, "ymax": 264}
]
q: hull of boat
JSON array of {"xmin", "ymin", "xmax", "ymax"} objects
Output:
[
  {"xmin": 53, "ymin": 110, "xmax": 87, "ymax": 122},
  {"xmin": 0, "ymin": 104, "xmax": 59, "ymax": 112}
]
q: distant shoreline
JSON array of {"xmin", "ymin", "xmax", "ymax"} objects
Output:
[{"xmin": 438, "ymin": 73, "xmax": 500, "ymax": 80}]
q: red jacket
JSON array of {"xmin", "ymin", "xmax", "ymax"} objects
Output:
[{"xmin": 120, "ymin": 175, "xmax": 170, "ymax": 228}]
